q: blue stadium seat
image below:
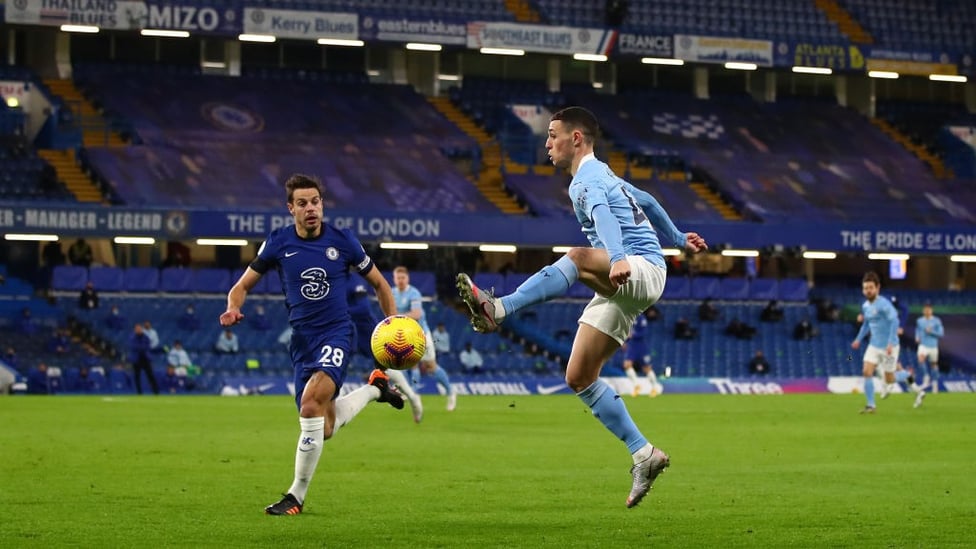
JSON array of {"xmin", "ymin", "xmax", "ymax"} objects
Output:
[
  {"xmin": 191, "ymin": 268, "xmax": 231, "ymax": 294},
  {"xmin": 778, "ymin": 278, "xmax": 809, "ymax": 302},
  {"xmin": 125, "ymin": 267, "xmax": 160, "ymax": 292},
  {"xmin": 89, "ymin": 266, "xmax": 124, "ymax": 292},
  {"xmin": 690, "ymin": 276, "xmax": 720, "ymax": 300},
  {"xmin": 160, "ymin": 268, "xmax": 192, "ymax": 293},
  {"xmin": 749, "ymin": 278, "xmax": 779, "ymax": 300},
  {"xmin": 718, "ymin": 278, "xmax": 750, "ymax": 300},
  {"xmin": 661, "ymin": 276, "xmax": 691, "ymax": 300},
  {"xmin": 52, "ymin": 265, "xmax": 88, "ymax": 291},
  {"xmin": 473, "ymin": 273, "xmax": 504, "ymax": 294}
]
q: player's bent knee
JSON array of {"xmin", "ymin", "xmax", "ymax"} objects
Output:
[{"xmin": 565, "ymin": 371, "xmax": 596, "ymax": 393}]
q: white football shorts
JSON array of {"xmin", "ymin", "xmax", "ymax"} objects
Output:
[
  {"xmin": 579, "ymin": 256, "xmax": 666, "ymax": 345},
  {"xmin": 917, "ymin": 344, "xmax": 939, "ymax": 363},
  {"xmin": 421, "ymin": 330, "xmax": 436, "ymax": 363},
  {"xmin": 864, "ymin": 344, "xmax": 900, "ymax": 373}
]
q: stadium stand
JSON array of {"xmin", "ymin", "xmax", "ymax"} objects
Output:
[
  {"xmin": 536, "ymin": 0, "xmax": 846, "ymax": 42},
  {"xmin": 839, "ymin": 0, "xmax": 976, "ymax": 52},
  {"xmin": 72, "ymin": 64, "xmax": 491, "ymax": 212},
  {"xmin": 570, "ymin": 90, "xmax": 976, "ymax": 224}
]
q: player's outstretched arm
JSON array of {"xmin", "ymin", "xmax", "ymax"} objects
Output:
[
  {"xmin": 220, "ymin": 267, "xmax": 262, "ymax": 326},
  {"xmin": 364, "ymin": 265, "xmax": 396, "ymax": 318},
  {"xmin": 627, "ymin": 183, "xmax": 691, "ymax": 248}
]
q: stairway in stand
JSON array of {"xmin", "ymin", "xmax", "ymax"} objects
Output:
[
  {"xmin": 43, "ymin": 79, "xmax": 127, "ymax": 147},
  {"xmin": 689, "ymin": 181, "xmax": 744, "ymax": 221},
  {"xmin": 814, "ymin": 0, "xmax": 873, "ymax": 44},
  {"xmin": 37, "ymin": 149, "xmax": 104, "ymax": 203},
  {"xmin": 504, "ymin": 0, "xmax": 541, "ymax": 23},
  {"xmin": 871, "ymin": 118, "xmax": 952, "ymax": 179},
  {"xmin": 427, "ymin": 96, "xmax": 528, "ymax": 214}
]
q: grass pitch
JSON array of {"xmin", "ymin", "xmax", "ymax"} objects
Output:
[{"xmin": 1, "ymin": 393, "xmax": 973, "ymax": 548}]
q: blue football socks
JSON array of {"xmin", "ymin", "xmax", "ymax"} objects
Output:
[
  {"xmin": 864, "ymin": 377, "xmax": 876, "ymax": 408},
  {"xmin": 432, "ymin": 365, "xmax": 453, "ymax": 395},
  {"xmin": 500, "ymin": 256, "xmax": 578, "ymax": 316},
  {"xmin": 577, "ymin": 379, "xmax": 648, "ymax": 453}
]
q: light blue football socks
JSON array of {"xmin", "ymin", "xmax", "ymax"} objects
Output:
[
  {"xmin": 500, "ymin": 256, "xmax": 579, "ymax": 316},
  {"xmin": 578, "ymin": 379, "xmax": 648, "ymax": 453},
  {"xmin": 864, "ymin": 377, "xmax": 876, "ymax": 408},
  {"xmin": 432, "ymin": 365, "xmax": 453, "ymax": 395}
]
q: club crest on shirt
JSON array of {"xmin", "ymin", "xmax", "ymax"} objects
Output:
[
  {"xmin": 576, "ymin": 188, "xmax": 587, "ymax": 212},
  {"xmin": 325, "ymin": 247, "xmax": 339, "ymax": 260}
]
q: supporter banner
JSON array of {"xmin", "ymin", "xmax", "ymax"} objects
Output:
[
  {"xmin": 142, "ymin": 2, "xmax": 240, "ymax": 34},
  {"xmin": 510, "ymin": 104, "xmax": 551, "ymax": 135},
  {"xmin": 866, "ymin": 58, "xmax": 958, "ymax": 76},
  {"xmin": 359, "ymin": 14, "xmax": 466, "ymax": 45},
  {"xmin": 467, "ymin": 21, "xmax": 616, "ymax": 56},
  {"xmin": 862, "ymin": 46, "xmax": 958, "ymax": 76},
  {"xmin": 214, "ymin": 375, "xmax": 836, "ymax": 397},
  {"xmin": 0, "ymin": 80, "xmax": 31, "ymax": 111},
  {"xmin": 773, "ymin": 41, "xmax": 864, "ymax": 70},
  {"xmin": 615, "ymin": 32, "xmax": 673, "ymax": 57},
  {"xmin": 836, "ymin": 228, "xmax": 976, "ymax": 253},
  {"xmin": 4, "ymin": 0, "xmax": 148, "ymax": 30},
  {"xmin": 5, "ymin": 202, "xmax": 976, "ymax": 253},
  {"xmin": 827, "ymin": 376, "xmax": 971, "ymax": 394},
  {"xmin": 242, "ymin": 8, "xmax": 357, "ymax": 41},
  {"xmin": 946, "ymin": 126, "xmax": 976, "ymax": 152},
  {"xmin": 674, "ymin": 34, "xmax": 773, "ymax": 66}
]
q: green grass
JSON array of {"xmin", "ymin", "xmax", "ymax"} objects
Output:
[{"xmin": 1, "ymin": 393, "xmax": 974, "ymax": 548}]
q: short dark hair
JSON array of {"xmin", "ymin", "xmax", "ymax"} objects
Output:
[
  {"xmin": 550, "ymin": 106, "xmax": 600, "ymax": 144},
  {"xmin": 862, "ymin": 271, "xmax": 881, "ymax": 286},
  {"xmin": 285, "ymin": 174, "xmax": 323, "ymax": 203}
]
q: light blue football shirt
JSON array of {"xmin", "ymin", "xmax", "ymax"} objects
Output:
[
  {"xmin": 855, "ymin": 295, "xmax": 900, "ymax": 348},
  {"xmin": 392, "ymin": 284, "xmax": 429, "ymax": 333},
  {"xmin": 915, "ymin": 315, "xmax": 944, "ymax": 348},
  {"xmin": 569, "ymin": 156, "xmax": 686, "ymax": 269}
]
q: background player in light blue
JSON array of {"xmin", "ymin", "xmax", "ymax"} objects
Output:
[
  {"xmin": 457, "ymin": 106, "xmax": 707, "ymax": 508},
  {"xmin": 851, "ymin": 271, "xmax": 915, "ymax": 413},
  {"xmin": 348, "ymin": 281, "xmax": 424, "ymax": 422},
  {"xmin": 915, "ymin": 301, "xmax": 945, "ymax": 403},
  {"xmin": 393, "ymin": 266, "xmax": 457, "ymax": 411},
  {"xmin": 221, "ymin": 174, "xmax": 404, "ymax": 516}
]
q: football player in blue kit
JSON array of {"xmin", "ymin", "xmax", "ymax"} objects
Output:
[
  {"xmin": 221, "ymin": 174, "xmax": 404, "ymax": 516},
  {"xmin": 347, "ymin": 281, "xmax": 424, "ymax": 423}
]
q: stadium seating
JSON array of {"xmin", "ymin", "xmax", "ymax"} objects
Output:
[
  {"xmin": 839, "ymin": 0, "xmax": 976, "ymax": 52},
  {"xmin": 73, "ymin": 64, "xmax": 491, "ymax": 213},
  {"xmin": 503, "ymin": 170, "xmax": 727, "ymax": 223},
  {"xmin": 245, "ymin": 0, "xmax": 514, "ymax": 21},
  {"xmin": 570, "ymin": 90, "xmax": 973, "ymax": 224},
  {"xmin": 89, "ymin": 266, "xmax": 124, "ymax": 292},
  {"xmin": 535, "ymin": 0, "xmax": 845, "ymax": 42},
  {"xmin": 0, "ymin": 141, "xmax": 74, "ymax": 202}
]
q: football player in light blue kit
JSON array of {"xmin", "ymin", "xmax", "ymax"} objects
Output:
[
  {"xmin": 914, "ymin": 301, "xmax": 945, "ymax": 405},
  {"xmin": 457, "ymin": 106, "xmax": 708, "ymax": 508},
  {"xmin": 348, "ymin": 281, "xmax": 424, "ymax": 422},
  {"xmin": 393, "ymin": 266, "xmax": 457, "ymax": 411},
  {"xmin": 221, "ymin": 174, "xmax": 404, "ymax": 516},
  {"xmin": 851, "ymin": 271, "xmax": 913, "ymax": 414}
]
